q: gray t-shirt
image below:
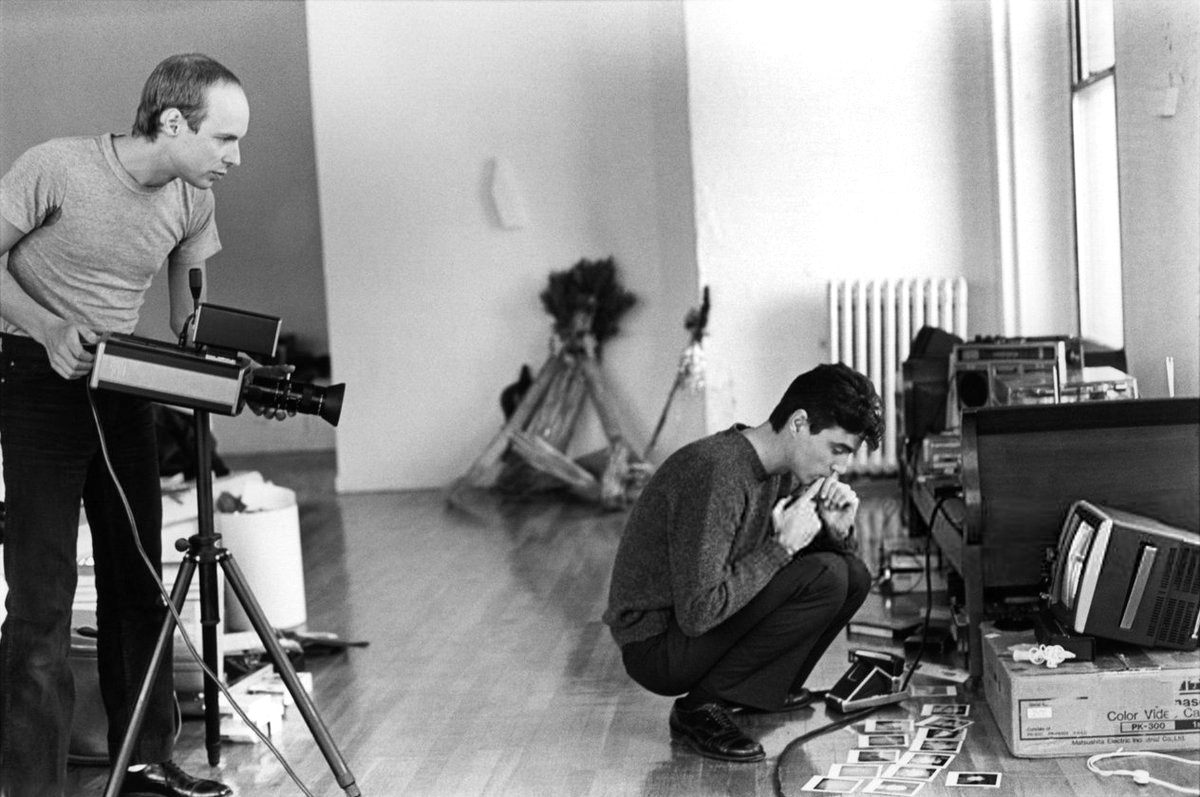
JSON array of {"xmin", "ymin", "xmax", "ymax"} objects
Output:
[{"xmin": 0, "ymin": 134, "xmax": 221, "ymax": 336}]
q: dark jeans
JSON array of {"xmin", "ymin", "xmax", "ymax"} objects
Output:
[
  {"xmin": 0, "ymin": 334, "xmax": 175, "ymax": 797},
  {"xmin": 621, "ymin": 549, "xmax": 870, "ymax": 711}
]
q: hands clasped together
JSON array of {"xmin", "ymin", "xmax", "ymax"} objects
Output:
[{"xmin": 771, "ymin": 474, "xmax": 859, "ymax": 556}]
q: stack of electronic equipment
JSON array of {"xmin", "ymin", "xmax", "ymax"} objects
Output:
[
  {"xmin": 918, "ymin": 433, "xmax": 960, "ymax": 479},
  {"xmin": 944, "ymin": 335, "xmax": 1138, "ymax": 430},
  {"xmin": 899, "ymin": 330, "xmax": 1141, "ymax": 540}
]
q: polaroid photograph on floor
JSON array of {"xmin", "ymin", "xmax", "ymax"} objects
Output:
[
  {"xmin": 910, "ymin": 685, "xmax": 957, "ymax": 697},
  {"xmin": 858, "ymin": 733, "xmax": 910, "ymax": 748},
  {"xmin": 799, "ymin": 775, "xmax": 864, "ymax": 794},
  {"xmin": 828, "ymin": 763, "xmax": 883, "ymax": 780},
  {"xmin": 848, "ymin": 748, "xmax": 901, "ymax": 764},
  {"xmin": 914, "ymin": 725, "xmax": 969, "ymax": 743},
  {"xmin": 945, "ymin": 771, "xmax": 1002, "ymax": 788},
  {"xmin": 897, "ymin": 751, "xmax": 954, "ymax": 769},
  {"xmin": 862, "ymin": 777, "xmax": 925, "ymax": 795},
  {"xmin": 915, "ymin": 715, "xmax": 973, "ymax": 730},
  {"xmin": 912, "ymin": 736, "xmax": 964, "ymax": 753},
  {"xmin": 864, "ymin": 719, "xmax": 915, "ymax": 733},
  {"xmin": 881, "ymin": 763, "xmax": 941, "ymax": 782},
  {"xmin": 920, "ymin": 703, "xmax": 970, "ymax": 717}
]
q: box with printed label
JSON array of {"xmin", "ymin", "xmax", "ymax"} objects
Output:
[{"xmin": 982, "ymin": 624, "xmax": 1200, "ymax": 758}]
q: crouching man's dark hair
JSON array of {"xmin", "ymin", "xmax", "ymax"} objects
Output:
[{"xmin": 768, "ymin": 363, "xmax": 884, "ymax": 451}]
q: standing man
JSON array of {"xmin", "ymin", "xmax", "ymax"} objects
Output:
[
  {"xmin": 604, "ymin": 363, "xmax": 884, "ymax": 762},
  {"xmin": 0, "ymin": 54, "xmax": 248, "ymax": 797}
]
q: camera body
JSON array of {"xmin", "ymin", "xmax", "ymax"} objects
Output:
[
  {"xmin": 89, "ymin": 303, "xmax": 344, "ymax": 426},
  {"xmin": 90, "ymin": 332, "xmax": 250, "ymax": 415}
]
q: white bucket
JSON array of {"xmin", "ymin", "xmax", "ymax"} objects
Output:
[{"xmin": 216, "ymin": 482, "xmax": 307, "ymax": 631}]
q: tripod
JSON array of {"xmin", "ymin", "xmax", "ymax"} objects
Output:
[{"xmin": 103, "ymin": 408, "xmax": 361, "ymax": 797}]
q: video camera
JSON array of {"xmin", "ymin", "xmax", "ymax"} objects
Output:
[{"xmin": 89, "ymin": 302, "xmax": 344, "ymax": 426}]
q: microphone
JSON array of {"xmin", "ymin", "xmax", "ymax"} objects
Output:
[{"xmin": 189, "ymin": 268, "xmax": 203, "ymax": 310}]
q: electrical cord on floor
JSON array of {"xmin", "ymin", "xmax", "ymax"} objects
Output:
[
  {"xmin": 86, "ymin": 388, "xmax": 316, "ymax": 797},
  {"xmin": 899, "ymin": 512, "xmax": 940, "ymax": 693},
  {"xmin": 772, "ymin": 702, "xmax": 880, "ymax": 797},
  {"xmin": 1087, "ymin": 749, "xmax": 1200, "ymax": 794}
]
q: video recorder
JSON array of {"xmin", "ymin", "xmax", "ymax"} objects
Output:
[{"xmin": 88, "ymin": 304, "xmax": 344, "ymax": 426}]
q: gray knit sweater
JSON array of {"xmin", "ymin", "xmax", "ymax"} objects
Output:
[{"xmin": 603, "ymin": 425, "xmax": 854, "ymax": 646}]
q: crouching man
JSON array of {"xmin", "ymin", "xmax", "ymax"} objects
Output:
[{"xmin": 603, "ymin": 363, "xmax": 884, "ymax": 761}]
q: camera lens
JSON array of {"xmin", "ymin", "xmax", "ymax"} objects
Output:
[{"xmin": 244, "ymin": 375, "xmax": 345, "ymax": 426}]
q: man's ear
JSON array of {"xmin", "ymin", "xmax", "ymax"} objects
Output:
[
  {"xmin": 789, "ymin": 409, "xmax": 809, "ymax": 435},
  {"xmin": 159, "ymin": 108, "xmax": 185, "ymax": 137}
]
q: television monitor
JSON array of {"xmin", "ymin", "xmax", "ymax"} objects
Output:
[{"xmin": 1048, "ymin": 500, "xmax": 1200, "ymax": 650}]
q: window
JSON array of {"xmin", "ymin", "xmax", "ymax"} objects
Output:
[{"xmin": 1071, "ymin": 0, "xmax": 1123, "ymax": 349}]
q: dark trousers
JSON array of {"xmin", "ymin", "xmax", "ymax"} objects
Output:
[
  {"xmin": 0, "ymin": 334, "xmax": 175, "ymax": 797},
  {"xmin": 621, "ymin": 549, "xmax": 870, "ymax": 711}
]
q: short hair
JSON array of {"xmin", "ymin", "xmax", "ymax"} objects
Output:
[
  {"xmin": 767, "ymin": 363, "xmax": 884, "ymax": 451},
  {"xmin": 132, "ymin": 54, "xmax": 242, "ymax": 140}
]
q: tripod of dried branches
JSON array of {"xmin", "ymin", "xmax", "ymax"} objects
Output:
[{"xmin": 450, "ymin": 311, "xmax": 651, "ymax": 510}]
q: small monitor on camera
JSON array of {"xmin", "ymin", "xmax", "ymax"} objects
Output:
[{"xmin": 189, "ymin": 303, "xmax": 281, "ymax": 360}]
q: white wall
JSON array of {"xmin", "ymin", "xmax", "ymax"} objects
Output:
[
  {"xmin": 1116, "ymin": 0, "xmax": 1200, "ymax": 398},
  {"xmin": 684, "ymin": 0, "xmax": 1002, "ymax": 429},
  {"xmin": 306, "ymin": 0, "xmax": 699, "ymax": 492},
  {"xmin": 1008, "ymin": 0, "xmax": 1078, "ymax": 337},
  {"xmin": 306, "ymin": 0, "xmax": 1198, "ymax": 493}
]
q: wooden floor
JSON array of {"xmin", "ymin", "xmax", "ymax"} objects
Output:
[{"xmin": 66, "ymin": 451, "xmax": 1197, "ymax": 796}]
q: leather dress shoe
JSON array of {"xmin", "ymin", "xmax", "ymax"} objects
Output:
[
  {"xmin": 732, "ymin": 687, "xmax": 818, "ymax": 714},
  {"xmin": 119, "ymin": 761, "xmax": 232, "ymax": 797},
  {"xmin": 776, "ymin": 687, "xmax": 818, "ymax": 712},
  {"xmin": 668, "ymin": 701, "xmax": 765, "ymax": 762}
]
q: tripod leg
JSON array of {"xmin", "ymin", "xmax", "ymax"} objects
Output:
[
  {"xmin": 200, "ymin": 554, "xmax": 223, "ymax": 765},
  {"xmin": 104, "ymin": 555, "xmax": 196, "ymax": 797},
  {"xmin": 219, "ymin": 552, "xmax": 362, "ymax": 796}
]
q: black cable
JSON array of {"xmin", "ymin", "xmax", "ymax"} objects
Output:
[
  {"xmin": 899, "ymin": 533, "xmax": 937, "ymax": 693},
  {"xmin": 930, "ymin": 493, "xmax": 963, "ymax": 534},
  {"xmin": 772, "ymin": 704, "xmax": 880, "ymax": 797}
]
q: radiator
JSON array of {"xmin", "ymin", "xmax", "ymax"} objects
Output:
[{"xmin": 827, "ymin": 277, "xmax": 968, "ymax": 474}]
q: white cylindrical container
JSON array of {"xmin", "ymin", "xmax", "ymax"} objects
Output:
[{"xmin": 217, "ymin": 482, "xmax": 307, "ymax": 631}]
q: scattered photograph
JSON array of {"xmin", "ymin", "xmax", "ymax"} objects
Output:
[
  {"xmin": 882, "ymin": 764, "xmax": 941, "ymax": 781},
  {"xmin": 915, "ymin": 715, "xmax": 973, "ymax": 731},
  {"xmin": 911, "ymin": 685, "xmax": 957, "ymax": 697},
  {"xmin": 829, "ymin": 763, "xmax": 883, "ymax": 779},
  {"xmin": 858, "ymin": 733, "xmax": 910, "ymax": 748},
  {"xmin": 800, "ymin": 775, "xmax": 864, "ymax": 794},
  {"xmin": 912, "ymin": 737, "xmax": 964, "ymax": 754},
  {"xmin": 862, "ymin": 778, "xmax": 925, "ymax": 795},
  {"xmin": 898, "ymin": 751, "xmax": 954, "ymax": 769},
  {"xmin": 848, "ymin": 748, "xmax": 901, "ymax": 764},
  {"xmin": 914, "ymin": 727, "xmax": 969, "ymax": 742},
  {"xmin": 864, "ymin": 719, "xmax": 915, "ymax": 733},
  {"xmin": 920, "ymin": 703, "xmax": 970, "ymax": 717},
  {"xmin": 945, "ymin": 771, "xmax": 1002, "ymax": 788}
]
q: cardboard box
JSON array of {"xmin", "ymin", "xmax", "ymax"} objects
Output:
[{"xmin": 982, "ymin": 624, "xmax": 1200, "ymax": 758}]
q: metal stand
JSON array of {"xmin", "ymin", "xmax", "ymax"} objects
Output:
[{"xmin": 103, "ymin": 409, "xmax": 361, "ymax": 797}]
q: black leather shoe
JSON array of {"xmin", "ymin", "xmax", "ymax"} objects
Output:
[
  {"xmin": 119, "ymin": 761, "xmax": 232, "ymax": 797},
  {"xmin": 776, "ymin": 687, "xmax": 818, "ymax": 712},
  {"xmin": 668, "ymin": 701, "xmax": 765, "ymax": 762},
  {"xmin": 732, "ymin": 687, "xmax": 818, "ymax": 714}
]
